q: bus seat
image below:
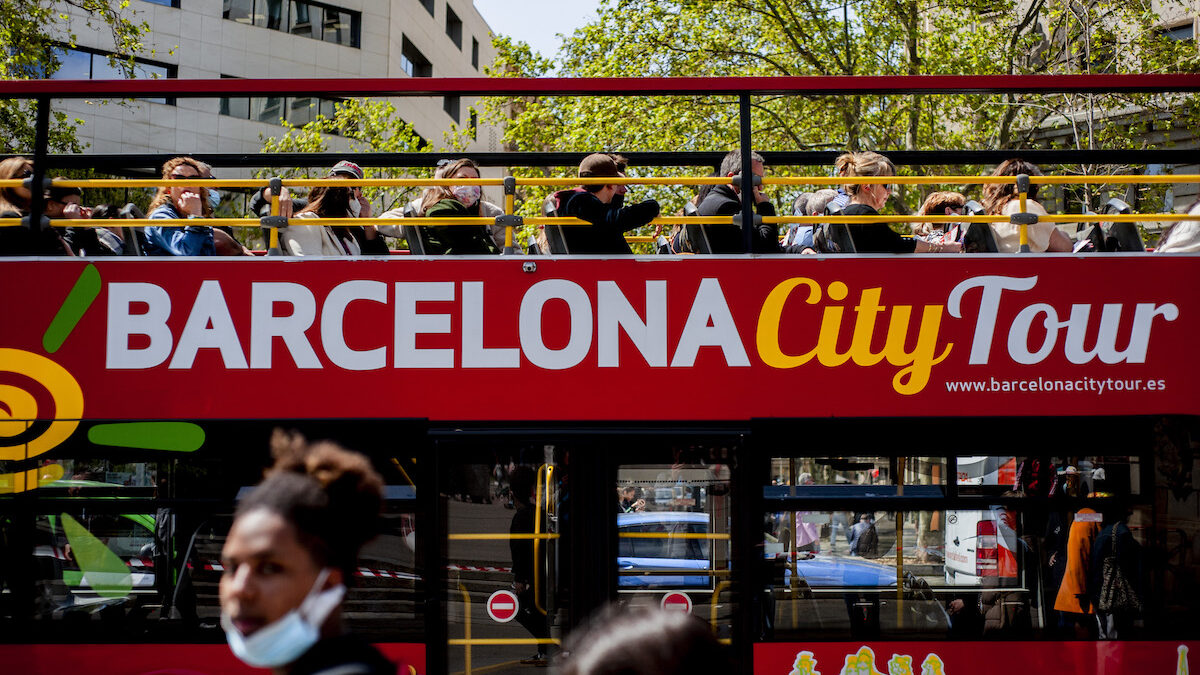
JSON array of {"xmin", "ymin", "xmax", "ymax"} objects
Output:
[
  {"xmin": 681, "ymin": 200, "xmax": 715, "ymax": 254},
  {"xmin": 398, "ymin": 203, "xmax": 430, "ymax": 255},
  {"xmin": 541, "ymin": 193, "xmax": 571, "ymax": 254},
  {"xmin": 961, "ymin": 200, "xmax": 998, "ymax": 253},
  {"xmin": 815, "ymin": 202, "xmax": 857, "ymax": 253},
  {"xmin": 1102, "ymin": 198, "xmax": 1145, "ymax": 252},
  {"xmin": 118, "ymin": 203, "xmax": 147, "ymax": 255}
]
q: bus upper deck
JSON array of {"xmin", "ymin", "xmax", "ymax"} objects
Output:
[{"xmin": 1, "ymin": 75, "xmax": 1199, "ymax": 675}]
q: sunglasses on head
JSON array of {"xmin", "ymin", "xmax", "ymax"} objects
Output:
[{"xmin": 18, "ymin": 169, "xmax": 33, "ymax": 179}]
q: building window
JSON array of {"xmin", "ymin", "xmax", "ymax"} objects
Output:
[
  {"xmin": 469, "ymin": 109, "xmax": 477, "ymax": 139},
  {"xmin": 1160, "ymin": 23, "xmax": 1194, "ymax": 41},
  {"xmin": 443, "ymin": 95, "xmax": 460, "ymax": 122},
  {"xmin": 222, "ymin": 0, "xmax": 359, "ymax": 48},
  {"xmin": 141, "ymin": 0, "xmax": 180, "ymax": 6},
  {"xmin": 401, "ymin": 36, "xmax": 432, "ymax": 77},
  {"xmin": 49, "ymin": 46, "xmax": 177, "ymax": 104},
  {"xmin": 446, "ymin": 5, "xmax": 463, "ymax": 49},
  {"xmin": 219, "ymin": 79, "xmax": 345, "ymax": 132},
  {"xmin": 471, "ymin": 37, "xmax": 479, "ymax": 69},
  {"xmin": 418, "ymin": 0, "xmax": 434, "ymax": 16}
]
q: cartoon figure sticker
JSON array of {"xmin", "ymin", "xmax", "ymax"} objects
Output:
[
  {"xmin": 790, "ymin": 651, "xmax": 821, "ymax": 675},
  {"xmin": 786, "ymin": 647, "xmax": 947, "ymax": 675}
]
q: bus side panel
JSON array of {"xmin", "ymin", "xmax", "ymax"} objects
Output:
[
  {"xmin": 754, "ymin": 641, "xmax": 1198, "ymax": 675},
  {"xmin": 0, "ymin": 642, "xmax": 426, "ymax": 674}
]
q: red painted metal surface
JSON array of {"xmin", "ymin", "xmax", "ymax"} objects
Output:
[
  {"xmin": 3, "ymin": 74, "xmax": 1200, "ymax": 99},
  {"xmin": 0, "ymin": 256, "xmax": 1195, "ymax": 422}
]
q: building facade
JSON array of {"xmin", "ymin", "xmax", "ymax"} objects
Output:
[{"xmin": 52, "ymin": 0, "xmax": 499, "ymax": 157}]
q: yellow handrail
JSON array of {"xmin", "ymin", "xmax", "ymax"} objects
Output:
[
  {"xmin": 4, "ymin": 213, "xmax": 1197, "ymax": 230},
  {"xmin": 8, "ymin": 173, "xmax": 1196, "ymax": 190}
]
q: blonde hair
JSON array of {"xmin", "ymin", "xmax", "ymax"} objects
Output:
[
  {"xmin": 0, "ymin": 157, "xmax": 33, "ymax": 215},
  {"xmin": 913, "ymin": 191, "xmax": 967, "ymax": 236},
  {"xmin": 835, "ymin": 151, "xmax": 894, "ymax": 196},
  {"xmin": 147, "ymin": 156, "xmax": 213, "ymax": 217}
]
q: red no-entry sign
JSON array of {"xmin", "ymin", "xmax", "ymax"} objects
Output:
[
  {"xmin": 660, "ymin": 591, "xmax": 692, "ymax": 613},
  {"xmin": 487, "ymin": 589, "xmax": 520, "ymax": 623}
]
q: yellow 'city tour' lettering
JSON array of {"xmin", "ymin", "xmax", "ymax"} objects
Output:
[{"xmin": 756, "ymin": 278, "xmax": 953, "ymax": 395}]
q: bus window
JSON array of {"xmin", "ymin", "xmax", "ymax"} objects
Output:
[{"xmin": 616, "ymin": 443, "xmax": 734, "ymax": 639}]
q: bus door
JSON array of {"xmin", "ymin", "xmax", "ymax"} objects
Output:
[{"xmin": 434, "ymin": 436, "xmax": 570, "ymax": 674}]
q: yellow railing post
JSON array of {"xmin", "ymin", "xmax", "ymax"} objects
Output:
[{"xmin": 458, "ymin": 583, "xmax": 472, "ymax": 675}]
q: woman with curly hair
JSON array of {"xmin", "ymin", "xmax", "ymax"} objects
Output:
[
  {"xmin": 144, "ymin": 156, "xmax": 215, "ymax": 256},
  {"xmin": 219, "ymin": 430, "xmax": 394, "ymax": 674},
  {"xmin": 982, "ymin": 159, "xmax": 1073, "ymax": 253}
]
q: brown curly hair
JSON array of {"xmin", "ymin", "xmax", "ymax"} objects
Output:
[
  {"xmin": 147, "ymin": 156, "xmax": 213, "ymax": 217},
  {"xmin": 236, "ymin": 429, "xmax": 384, "ymax": 580},
  {"xmin": 982, "ymin": 158, "xmax": 1043, "ymax": 215}
]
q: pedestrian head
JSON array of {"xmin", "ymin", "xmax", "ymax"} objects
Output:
[
  {"xmin": 558, "ymin": 605, "xmax": 734, "ymax": 675},
  {"xmin": 218, "ymin": 429, "xmax": 383, "ymax": 669}
]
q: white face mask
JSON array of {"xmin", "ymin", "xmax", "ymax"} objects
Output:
[
  {"xmin": 222, "ymin": 568, "xmax": 345, "ymax": 669},
  {"xmin": 452, "ymin": 184, "xmax": 481, "ymax": 207},
  {"xmin": 346, "ymin": 191, "xmax": 362, "ymax": 217}
]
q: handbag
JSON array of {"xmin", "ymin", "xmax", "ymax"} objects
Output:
[{"xmin": 1098, "ymin": 530, "xmax": 1142, "ymax": 614}]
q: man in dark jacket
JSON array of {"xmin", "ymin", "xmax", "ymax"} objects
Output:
[
  {"xmin": 697, "ymin": 150, "xmax": 783, "ymax": 253},
  {"xmin": 558, "ymin": 153, "xmax": 659, "ymax": 254}
]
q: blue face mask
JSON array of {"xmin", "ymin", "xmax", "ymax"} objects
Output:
[
  {"xmin": 207, "ymin": 187, "xmax": 222, "ymax": 212},
  {"xmin": 222, "ymin": 568, "xmax": 345, "ymax": 669}
]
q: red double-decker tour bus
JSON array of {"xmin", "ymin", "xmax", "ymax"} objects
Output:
[{"xmin": 1, "ymin": 75, "xmax": 1199, "ymax": 675}]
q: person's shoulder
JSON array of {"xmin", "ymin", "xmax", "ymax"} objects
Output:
[
  {"xmin": 1000, "ymin": 199, "xmax": 1048, "ymax": 215},
  {"xmin": 697, "ymin": 187, "xmax": 734, "ymax": 215},
  {"xmin": 842, "ymin": 203, "xmax": 876, "ymax": 216},
  {"xmin": 148, "ymin": 204, "xmax": 179, "ymax": 220},
  {"xmin": 293, "ymin": 211, "xmax": 320, "ymax": 219},
  {"xmin": 290, "ymin": 634, "xmax": 395, "ymax": 675},
  {"xmin": 426, "ymin": 198, "xmax": 468, "ymax": 217}
]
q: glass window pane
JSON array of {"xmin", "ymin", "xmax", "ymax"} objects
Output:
[
  {"xmin": 222, "ymin": 0, "xmax": 254, "ymax": 24},
  {"xmin": 289, "ymin": 0, "xmax": 315, "ymax": 38},
  {"xmin": 287, "ymin": 97, "xmax": 315, "ymax": 127},
  {"xmin": 50, "ymin": 48, "xmax": 91, "ymax": 80},
  {"xmin": 322, "ymin": 8, "xmax": 353, "ymax": 46},
  {"xmin": 252, "ymin": 96, "xmax": 285, "ymax": 124},
  {"xmin": 220, "ymin": 97, "xmax": 250, "ymax": 119},
  {"xmin": 261, "ymin": 0, "xmax": 283, "ymax": 29},
  {"xmin": 91, "ymin": 54, "xmax": 128, "ymax": 80}
]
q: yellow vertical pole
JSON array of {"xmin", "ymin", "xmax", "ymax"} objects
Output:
[
  {"xmin": 458, "ymin": 583, "xmax": 472, "ymax": 675},
  {"xmin": 533, "ymin": 464, "xmax": 548, "ymax": 615},
  {"xmin": 896, "ymin": 457, "xmax": 906, "ymax": 628}
]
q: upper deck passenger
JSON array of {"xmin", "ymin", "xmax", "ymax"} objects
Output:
[
  {"xmin": 283, "ymin": 160, "xmax": 385, "ymax": 256},
  {"xmin": 416, "ymin": 158, "xmax": 503, "ymax": 254},
  {"xmin": 144, "ymin": 156, "xmax": 215, "ymax": 256},
  {"xmin": 837, "ymin": 151, "xmax": 959, "ymax": 254},
  {"xmin": 982, "ymin": 159, "xmax": 1073, "ymax": 253},
  {"xmin": 558, "ymin": 153, "xmax": 660, "ymax": 254},
  {"xmin": 696, "ymin": 150, "xmax": 781, "ymax": 253},
  {"xmin": 0, "ymin": 157, "xmax": 73, "ymax": 256}
]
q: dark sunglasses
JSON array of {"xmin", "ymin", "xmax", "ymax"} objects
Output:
[
  {"xmin": 169, "ymin": 172, "xmax": 200, "ymax": 180},
  {"xmin": 18, "ymin": 169, "xmax": 33, "ymax": 179}
]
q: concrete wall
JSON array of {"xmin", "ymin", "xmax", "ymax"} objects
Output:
[{"xmin": 51, "ymin": 0, "xmax": 499, "ymax": 158}]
